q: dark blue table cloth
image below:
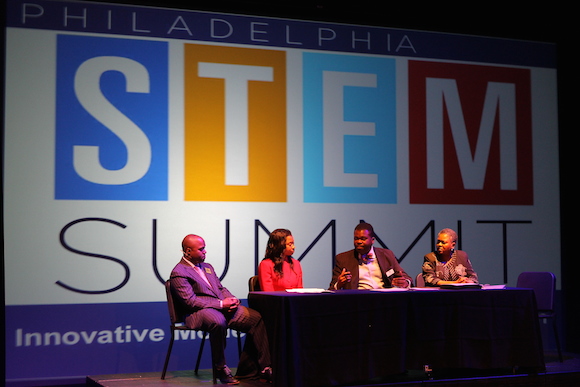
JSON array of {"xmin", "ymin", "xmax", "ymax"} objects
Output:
[{"xmin": 249, "ymin": 288, "xmax": 544, "ymax": 387}]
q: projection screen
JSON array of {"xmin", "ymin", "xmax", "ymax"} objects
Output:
[{"xmin": 4, "ymin": 0, "xmax": 559, "ymax": 384}]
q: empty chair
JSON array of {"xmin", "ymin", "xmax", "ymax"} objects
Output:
[
  {"xmin": 249, "ymin": 275, "xmax": 261, "ymax": 292},
  {"xmin": 516, "ymin": 271, "xmax": 563, "ymax": 362},
  {"xmin": 161, "ymin": 280, "xmax": 242, "ymax": 382}
]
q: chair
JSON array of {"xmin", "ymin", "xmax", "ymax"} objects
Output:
[
  {"xmin": 516, "ymin": 272, "xmax": 563, "ymax": 362},
  {"xmin": 161, "ymin": 280, "xmax": 243, "ymax": 382},
  {"xmin": 415, "ymin": 273, "xmax": 425, "ymax": 287},
  {"xmin": 249, "ymin": 275, "xmax": 261, "ymax": 291}
]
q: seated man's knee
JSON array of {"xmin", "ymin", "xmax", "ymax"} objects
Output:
[
  {"xmin": 199, "ymin": 309, "xmax": 228, "ymax": 331},
  {"xmin": 230, "ymin": 305, "xmax": 262, "ymax": 332}
]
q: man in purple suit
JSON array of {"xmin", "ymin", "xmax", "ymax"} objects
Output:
[{"xmin": 170, "ymin": 234, "xmax": 272, "ymax": 384}]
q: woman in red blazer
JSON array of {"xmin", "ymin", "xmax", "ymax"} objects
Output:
[{"xmin": 258, "ymin": 229, "xmax": 303, "ymax": 291}]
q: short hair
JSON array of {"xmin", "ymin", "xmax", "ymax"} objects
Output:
[
  {"xmin": 355, "ymin": 222, "xmax": 375, "ymax": 237},
  {"xmin": 438, "ymin": 228, "xmax": 458, "ymax": 243}
]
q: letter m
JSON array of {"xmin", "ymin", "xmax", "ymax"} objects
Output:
[{"xmin": 408, "ymin": 61, "xmax": 533, "ymax": 205}]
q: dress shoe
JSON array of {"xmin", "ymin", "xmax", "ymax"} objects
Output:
[
  {"xmin": 259, "ymin": 366, "xmax": 273, "ymax": 383},
  {"xmin": 216, "ymin": 366, "xmax": 239, "ymax": 385}
]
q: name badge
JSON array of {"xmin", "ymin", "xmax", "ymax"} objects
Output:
[{"xmin": 386, "ymin": 269, "xmax": 395, "ymax": 277}]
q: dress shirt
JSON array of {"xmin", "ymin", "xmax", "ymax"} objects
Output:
[
  {"xmin": 194, "ymin": 265, "xmax": 212, "ymax": 287},
  {"xmin": 358, "ymin": 249, "xmax": 384, "ymax": 289},
  {"xmin": 181, "ymin": 257, "xmax": 218, "ymax": 305}
]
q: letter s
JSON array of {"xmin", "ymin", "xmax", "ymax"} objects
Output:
[
  {"xmin": 57, "ymin": 218, "xmax": 130, "ymax": 294},
  {"xmin": 73, "ymin": 56, "xmax": 151, "ymax": 185}
]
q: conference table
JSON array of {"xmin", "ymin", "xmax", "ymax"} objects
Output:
[{"xmin": 248, "ymin": 287, "xmax": 545, "ymax": 387}]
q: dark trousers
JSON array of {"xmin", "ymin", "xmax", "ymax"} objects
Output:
[{"xmin": 195, "ymin": 305, "xmax": 270, "ymax": 372}]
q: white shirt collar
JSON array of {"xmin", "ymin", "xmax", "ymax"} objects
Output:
[{"xmin": 181, "ymin": 257, "xmax": 198, "ymax": 268}]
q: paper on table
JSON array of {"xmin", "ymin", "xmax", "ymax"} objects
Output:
[
  {"xmin": 411, "ymin": 287, "xmax": 440, "ymax": 290},
  {"xmin": 481, "ymin": 284, "xmax": 507, "ymax": 290},
  {"xmin": 439, "ymin": 283, "xmax": 482, "ymax": 289},
  {"xmin": 285, "ymin": 288, "xmax": 332, "ymax": 293},
  {"xmin": 370, "ymin": 287, "xmax": 409, "ymax": 292}
]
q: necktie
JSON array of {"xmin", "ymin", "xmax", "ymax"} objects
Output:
[{"xmin": 195, "ymin": 265, "xmax": 212, "ymax": 287}]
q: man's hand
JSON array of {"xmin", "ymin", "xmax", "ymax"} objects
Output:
[
  {"xmin": 337, "ymin": 268, "xmax": 352, "ymax": 289},
  {"xmin": 392, "ymin": 277, "xmax": 411, "ymax": 288},
  {"xmin": 222, "ymin": 297, "xmax": 240, "ymax": 312}
]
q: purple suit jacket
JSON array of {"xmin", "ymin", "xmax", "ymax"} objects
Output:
[
  {"xmin": 329, "ymin": 247, "xmax": 412, "ymax": 290},
  {"xmin": 170, "ymin": 260, "xmax": 234, "ymax": 329}
]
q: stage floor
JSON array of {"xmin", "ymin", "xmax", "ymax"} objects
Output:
[{"xmin": 87, "ymin": 352, "xmax": 580, "ymax": 387}]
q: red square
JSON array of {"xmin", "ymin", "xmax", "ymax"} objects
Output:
[{"xmin": 409, "ymin": 61, "xmax": 533, "ymax": 205}]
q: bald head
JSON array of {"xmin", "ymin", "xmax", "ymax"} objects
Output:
[
  {"xmin": 182, "ymin": 234, "xmax": 206, "ymax": 265},
  {"xmin": 182, "ymin": 234, "xmax": 202, "ymax": 249}
]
